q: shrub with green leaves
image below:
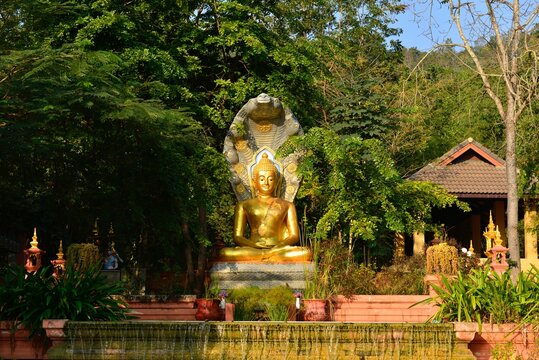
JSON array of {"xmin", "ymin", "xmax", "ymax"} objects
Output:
[
  {"xmin": 228, "ymin": 286, "xmax": 294, "ymax": 321},
  {"xmin": 305, "ymin": 239, "xmax": 377, "ymax": 298},
  {"xmin": 228, "ymin": 286, "xmax": 265, "ymax": 321},
  {"xmin": 0, "ymin": 265, "xmax": 130, "ymax": 338},
  {"xmin": 421, "ymin": 267, "xmax": 539, "ymax": 330},
  {"xmin": 374, "ymin": 256, "xmax": 427, "ymax": 295},
  {"xmin": 66, "ymin": 243, "xmax": 101, "ymax": 272},
  {"xmin": 261, "ymin": 286, "xmax": 294, "ymax": 321}
]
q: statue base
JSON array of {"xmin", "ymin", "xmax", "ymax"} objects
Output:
[{"xmin": 209, "ymin": 262, "xmax": 314, "ymax": 291}]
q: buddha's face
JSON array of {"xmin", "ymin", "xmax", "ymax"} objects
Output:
[{"xmin": 254, "ymin": 170, "xmax": 276, "ymax": 196}]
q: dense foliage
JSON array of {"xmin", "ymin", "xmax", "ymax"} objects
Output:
[
  {"xmin": 0, "ymin": 0, "xmax": 406, "ymax": 292},
  {"xmin": 308, "ymin": 240, "xmax": 427, "ymax": 297},
  {"xmin": 1, "ymin": 0, "xmax": 537, "ymax": 292},
  {"xmin": 228, "ymin": 285, "xmax": 294, "ymax": 321},
  {"xmin": 0, "ymin": 265, "xmax": 129, "ymax": 337},
  {"xmin": 424, "ymin": 267, "xmax": 539, "ymax": 329},
  {"xmin": 283, "ymin": 127, "xmax": 468, "ymax": 264}
]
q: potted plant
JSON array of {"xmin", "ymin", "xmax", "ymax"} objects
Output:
[
  {"xmin": 302, "ymin": 299, "xmax": 328, "ymax": 321},
  {"xmin": 301, "ymin": 239, "xmax": 333, "ymax": 321}
]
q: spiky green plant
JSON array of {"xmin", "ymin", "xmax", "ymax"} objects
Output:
[
  {"xmin": 0, "ymin": 265, "xmax": 130, "ymax": 338},
  {"xmin": 418, "ymin": 266, "xmax": 539, "ymax": 331}
]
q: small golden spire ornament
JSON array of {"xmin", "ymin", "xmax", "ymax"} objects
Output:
[
  {"xmin": 52, "ymin": 240, "xmax": 66, "ymax": 279},
  {"xmin": 30, "ymin": 227, "xmax": 39, "ymax": 248},
  {"xmin": 56, "ymin": 240, "xmax": 64, "ymax": 260},
  {"xmin": 494, "ymin": 225, "xmax": 503, "ymax": 246},
  {"xmin": 469, "ymin": 240, "xmax": 475, "ymax": 255},
  {"xmin": 483, "ymin": 210, "xmax": 497, "ymax": 254}
]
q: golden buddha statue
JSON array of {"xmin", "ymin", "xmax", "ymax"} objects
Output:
[{"xmin": 219, "ymin": 152, "xmax": 312, "ymax": 262}]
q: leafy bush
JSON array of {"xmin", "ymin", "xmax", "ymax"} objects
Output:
[
  {"xmin": 264, "ymin": 302, "xmax": 290, "ymax": 321},
  {"xmin": 374, "ymin": 256, "xmax": 427, "ymax": 295},
  {"xmin": 426, "ymin": 242, "xmax": 459, "ymax": 275},
  {"xmin": 421, "ymin": 267, "xmax": 539, "ymax": 330},
  {"xmin": 457, "ymin": 250, "xmax": 481, "ymax": 274},
  {"xmin": 306, "ymin": 239, "xmax": 379, "ymax": 298},
  {"xmin": 228, "ymin": 286, "xmax": 265, "ymax": 320},
  {"xmin": 0, "ymin": 265, "xmax": 130, "ymax": 338},
  {"xmin": 307, "ymin": 240, "xmax": 428, "ymax": 296},
  {"xmin": 302, "ymin": 238, "xmax": 431, "ymax": 297},
  {"xmin": 66, "ymin": 243, "xmax": 101, "ymax": 272},
  {"xmin": 228, "ymin": 286, "xmax": 294, "ymax": 321},
  {"xmin": 261, "ymin": 286, "xmax": 294, "ymax": 321}
]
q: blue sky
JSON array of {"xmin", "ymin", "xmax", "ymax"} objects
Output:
[
  {"xmin": 392, "ymin": 2, "xmax": 460, "ymax": 51},
  {"xmin": 392, "ymin": 1, "xmax": 528, "ymax": 51}
]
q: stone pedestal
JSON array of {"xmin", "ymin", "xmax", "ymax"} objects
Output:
[
  {"xmin": 489, "ymin": 244, "xmax": 509, "ymax": 275},
  {"xmin": 210, "ymin": 262, "xmax": 314, "ymax": 290}
]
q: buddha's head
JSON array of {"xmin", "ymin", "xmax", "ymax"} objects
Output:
[{"xmin": 252, "ymin": 153, "xmax": 279, "ymax": 197}]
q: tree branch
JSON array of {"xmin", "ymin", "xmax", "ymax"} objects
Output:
[
  {"xmin": 449, "ymin": 0, "xmax": 506, "ymax": 118},
  {"xmin": 485, "ymin": 0, "xmax": 516, "ymax": 100},
  {"xmin": 520, "ymin": 4, "xmax": 539, "ymax": 30}
]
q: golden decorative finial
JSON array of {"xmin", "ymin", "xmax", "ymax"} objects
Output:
[
  {"xmin": 483, "ymin": 210, "xmax": 496, "ymax": 254},
  {"xmin": 488, "ymin": 211, "xmax": 495, "ymax": 232},
  {"xmin": 494, "ymin": 225, "xmax": 503, "ymax": 246},
  {"xmin": 30, "ymin": 227, "xmax": 39, "ymax": 248},
  {"xmin": 469, "ymin": 240, "xmax": 475, "ymax": 255},
  {"xmin": 25, "ymin": 227, "xmax": 45, "ymax": 273},
  {"xmin": 108, "ymin": 223, "xmax": 114, "ymax": 236},
  {"xmin": 56, "ymin": 240, "xmax": 64, "ymax": 260}
]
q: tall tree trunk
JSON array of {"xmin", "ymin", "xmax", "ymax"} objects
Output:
[
  {"xmin": 505, "ymin": 0, "xmax": 522, "ymax": 278},
  {"xmin": 196, "ymin": 207, "xmax": 208, "ymax": 294},
  {"xmin": 441, "ymin": 0, "xmax": 539, "ymax": 277},
  {"xmin": 505, "ymin": 104, "xmax": 521, "ymax": 275},
  {"xmin": 181, "ymin": 218, "xmax": 195, "ymax": 292}
]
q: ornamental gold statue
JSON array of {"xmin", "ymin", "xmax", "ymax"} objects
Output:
[{"xmin": 219, "ymin": 94, "xmax": 311, "ymax": 262}]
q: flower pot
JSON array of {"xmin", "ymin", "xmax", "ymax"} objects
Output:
[
  {"xmin": 303, "ymin": 299, "xmax": 328, "ymax": 321},
  {"xmin": 195, "ymin": 299, "xmax": 224, "ymax": 321}
]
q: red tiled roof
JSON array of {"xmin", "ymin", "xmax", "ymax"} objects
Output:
[{"xmin": 408, "ymin": 138, "xmax": 507, "ymax": 197}]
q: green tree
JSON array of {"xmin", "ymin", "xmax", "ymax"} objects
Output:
[
  {"xmin": 0, "ymin": 0, "xmax": 408, "ymax": 290},
  {"xmin": 282, "ymin": 127, "xmax": 467, "ymax": 264},
  {"xmin": 390, "ymin": 48, "xmax": 504, "ymax": 175},
  {"xmin": 429, "ymin": 1, "xmax": 539, "ymax": 274}
]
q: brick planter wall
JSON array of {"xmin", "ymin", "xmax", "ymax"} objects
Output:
[
  {"xmin": 126, "ymin": 296, "xmax": 197, "ymax": 320},
  {"xmin": 0, "ymin": 321, "xmax": 44, "ymax": 359},
  {"xmin": 331, "ymin": 295, "xmax": 436, "ymax": 322}
]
